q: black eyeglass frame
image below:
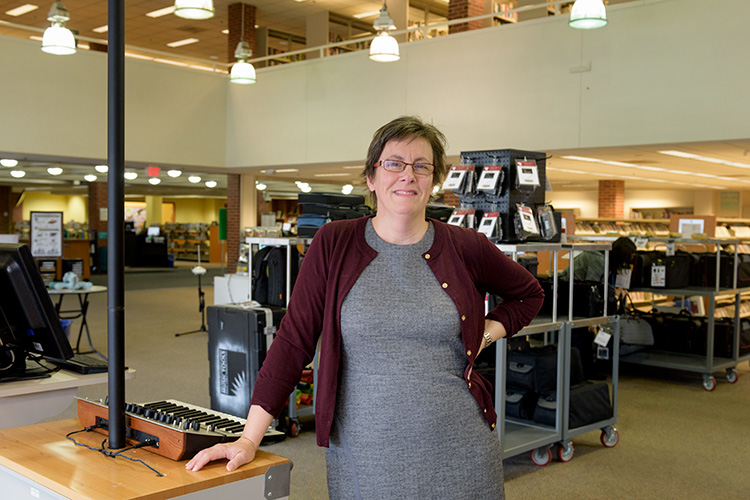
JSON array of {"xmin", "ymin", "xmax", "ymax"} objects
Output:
[{"xmin": 376, "ymin": 160, "xmax": 435, "ymax": 176}]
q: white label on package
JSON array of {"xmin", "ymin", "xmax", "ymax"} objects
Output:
[
  {"xmin": 478, "ymin": 213, "xmax": 499, "ymax": 239},
  {"xmin": 615, "ymin": 268, "xmax": 632, "ymax": 289},
  {"xmin": 666, "ymin": 241, "xmax": 675, "ymax": 256},
  {"xmin": 635, "ymin": 237, "xmax": 649, "ymax": 248},
  {"xmin": 594, "ymin": 329, "xmax": 612, "ymax": 347},
  {"xmin": 442, "ymin": 167, "xmax": 468, "ymax": 191},
  {"xmin": 477, "ymin": 166, "xmax": 502, "ymax": 191},
  {"xmin": 651, "ymin": 264, "xmax": 666, "ymax": 287},
  {"xmin": 516, "ymin": 160, "xmax": 540, "ymax": 186},
  {"xmin": 448, "ymin": 210, "xmax": 467, "ymax": 226},
  {"xmin": 518, "ymin": 205, "xmax": 539, "ymax": 233}
]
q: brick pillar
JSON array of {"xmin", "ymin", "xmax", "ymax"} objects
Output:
[
  {"xmin": 443, "ymin": 191, "xmax": 460, "ymax": 207},
  {"xmin": 0, "ymin": 186, "xmax": 11, "ymax": 234},
  {"xmin": 228, "ymin": 3, "xmax": 256, "ymax": 63},
  {"xmin": 448, "ymin": 0, "xmax": 484, "ymax": 34},
  {"xmin": 598, "ymin": 180, "xmax": 625, "ymax": 219},
  {"xmin": 87, "ymin": 182, "xmax": 108, "ymax": 233},
  {"xmin": 226, "ymin": 173, "xmax": 241, "ymax": 274}
]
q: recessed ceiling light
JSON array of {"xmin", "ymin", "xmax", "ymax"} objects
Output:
[
  {"xmin": 167, "ymin": 169, "xmax": 182, "ymax": 178},
  {"xmin": 10, "ymin": 170, "xmax": 25, "ymax": 178},
  {"xmin": 124, "ymin": 172, "xmax": 138, "ymax": 180},
  {"xmin": 314, "ymin": 173, "xmax": 350, "ymax": 177},
  {"xmin": 95, "ymin": 164, "xmax": 108, "ymax": 173},
  {"xmin": 84, "ymin": 174, "xmax": 97, "ymax": 182},
  {"xmin": 205, "ymin": 180, "xmax": 217, "ymax": 188},
  {"xmin": 256, "ymin": 182, "xmax": 267, "ymax": 190},
  {"xmin": 1, "ymin": 159, "xmax": 19, "ymax": 167},
  {"xmin": 148, "ymin": 178, "xmax": 161, "ymax": 185},
  {"xmin": 342, "ymin": 184, "xmax": 353, "ymax": 194},
  {"xmin": 188, "ymin": 175, "xmax": 201, "ymax": 183},
  {"xmin": 167, "ymin": 38, "xmax": 199, "ymax": 48},
  {"xmin": 658, "ymin": 150, "xmax": 750, "ymax": 169},
  {"xmin": 6, "ymin": 4, "xmax": 38, "ymax": 16},
  {"xmin": 92, "ymin": 25, "xmax": 108, "ymax": 33},
  {"xmin": 28, "ymin": 35, "xmax": 43, "ymax": 42},
  {"xmin": 342, "ymin": 165, "xmax": 363, "ymax": 169},
  {"xmin": 47, "ymin": 167, "xmax": 63, "ymax": 175},
  {"xmin": 146, "ymin": 6, "xmax": 175, "ymax": 18},
  {"xmin": 275, "ymin": 169, "xmax": 299, "ymax": 173},
  {"xmin": 221, "ymin": 29, "xmax": 229, "ymax": 35}
]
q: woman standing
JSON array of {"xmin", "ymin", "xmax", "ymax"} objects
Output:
[{"xmin": 186, "ymin": 116, "xmax": 544, "ymax": 499}]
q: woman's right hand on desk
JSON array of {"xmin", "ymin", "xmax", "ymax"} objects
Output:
[{"xmin": 185, "ymin": 436, "xmax": 258, "ymax": 472}]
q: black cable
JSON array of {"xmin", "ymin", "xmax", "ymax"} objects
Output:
[{"xmin": 66, "ymin": 426, "xmax": 164, "ymax": 477}]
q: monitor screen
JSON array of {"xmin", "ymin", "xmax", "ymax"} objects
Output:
[
  {"xmin": 146, "ymin": 226, "xmax": 160, "ymax": 237},
  {"xmin": 0, "ymin": 243, "xmax": 74, "ymax": 378}
]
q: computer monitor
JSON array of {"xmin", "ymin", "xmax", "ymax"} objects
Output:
[
  {"xmin": 146, "ymin": 226, "xmax": 160, "ymax": 237},
  {"xmin": 0, "ymin": 243, "xmax": 74, "ymax": 379}
]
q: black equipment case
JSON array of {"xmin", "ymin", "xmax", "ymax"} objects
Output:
[{"xmin": 207, "ymin": 304, "xmax": 286, "ymax": 418}]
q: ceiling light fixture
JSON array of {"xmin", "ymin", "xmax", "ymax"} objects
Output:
[
  {"xmin": 205, "ymin": 180, "xmax": 217, "ymax": 188},
  {"xmin": 369, "ymin": 2, "xmax": 399, "ymax": 63},
  {"xmin": 167, "ymin": 169, "xmax": 182, "ymax": 177},
  {"xmin": 84, "ymin": 174, "xmax": 97, "ymax": 182},
  {"xmin": 124, "ymin": 172, "xmax": 138, "ymax": 180},
  {"xmin": 41, "ymin": 1, "xmax": 77, "ymax": 55},
  {"xmin": 95, "ymin": 164, "xmax": 108, "ymax": 173},
  {"xmin": 6, "ymin": 4, "xmax": 39, "ymax": 17},
  {"xmin": 342, "ymin": 184, "xmax": 353, "ymax": 195},
  {"xmin": 1, "ymin": 159, "xmax": 19, "ymax": 167},
  {"xmin": 148, "ymin": 177, "xmax": 161, "ymax": 185},
  {"xmin": 173, "ymin": 0, "xmax": 214, "ymax": 20},
  {"xmin": 10, "ymin": 170, "xmax": 26, "ymax": 178},
  {"xmin": 188, "ymin": 175, "xmax": 201, "ymax": 183},
  {"xmin": 256, "ymin": 182, "xmax": 267, "ymax": 191},
  {"xmin": 147, "ymin": 6, "xmax": 175, "ymax": 18},
  {"xmin": 230, "ymin": 6, "xmax": 256, "ymax": 85},
  {"xmin": 658, "ymin": 150, "xmax": 750, "ymax": 169},
  {"xmin": 47, "ymin": 167, "xmax": 63, "ymax": 175},
  {"xmin": 569, "ymin": 0, "xmax": 608, "ymax": 30}
]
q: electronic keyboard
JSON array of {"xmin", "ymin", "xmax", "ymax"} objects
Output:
[{"xmin": 76, "ymin": 397, "xmax": 286, "ymax": 461}]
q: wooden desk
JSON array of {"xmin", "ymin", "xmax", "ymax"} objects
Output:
[
  {"xmin": 0, "ymin": 419, "xmax": 290, "ymax": 499},
  {"xmin": 0, "ymin": 368, "xmax": 136, "ymax": 430}
]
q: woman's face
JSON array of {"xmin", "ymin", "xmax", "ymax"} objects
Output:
[{"xmin": 367, "ymin": 136, "xmax": 434, "ymax": 219}]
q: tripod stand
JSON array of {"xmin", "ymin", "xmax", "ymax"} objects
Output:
[{"xmin": 175, "ymin": 264, "xmax": 208, "ymax": 337}]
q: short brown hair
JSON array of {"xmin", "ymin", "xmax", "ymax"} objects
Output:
[{"xmin": 361, "ymin": 116, "xmax": 448, "ymax": 204}]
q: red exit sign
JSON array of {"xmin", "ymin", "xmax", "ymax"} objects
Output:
[{"xmin": 147, "ymin": 166, "xmax": 160, "ymax": 177}]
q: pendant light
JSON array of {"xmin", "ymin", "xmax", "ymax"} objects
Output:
[
  {"xmin": 569, "ymin": 0, "xmax": 608, "ymax": 30},
  {"xmin": 41, "ymin": 1, "xmax": 76, "ymax": 55},
  {"xmin": 174, "ymin": 0, "xmax": 215, "ymax": 20},
  {"xmin": 230, "ymin": 5, "xmax": 257, "ymax": 85},
  {"xmin": 369, "ymin": 2, "xmax": 399, "ymax": 63}
]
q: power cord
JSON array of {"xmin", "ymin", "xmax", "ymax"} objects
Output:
[{"xmin": 66, "ymin": 425, "xmax": 164, "ymax": 477}]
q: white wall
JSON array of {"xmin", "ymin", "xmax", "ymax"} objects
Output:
[
  {"xmin": 0, "ymin": 37, "xmax": 227, "ymax": 168},
  {"xmin": 226, "ymin": 0, "xmax": 750, "ymax": 169},
  {"xmin": 551, "ymin": 189, "xmax": 699, "ymax": 219}
]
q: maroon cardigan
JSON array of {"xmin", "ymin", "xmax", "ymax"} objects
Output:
[{"xmin": 250, "ymin": 216, "xmax": 544, "ymax": 447}]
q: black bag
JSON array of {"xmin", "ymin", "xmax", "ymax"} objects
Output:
[
  {"xmin": 631, "ymin": 250, "xmax": 663, "ymax": 289},
  {"xmin": 557, "ymin": 280, "xmax": 617, "ymax": 318},
  {"xmin": 252, "ymin": 246, "xmax": 300, "ymax": 307},
  {"xmin": 568, "ymin": 381, "xmax": 613, "ymax": 429},
  {"xmin": 505, "ymin": 388, "xmax": 536, "ymax": 420},
  {"xmin": 507, "ymin": 345, "xmax": 557, "ymax": 393},
  {"xmin": 532, "ymin": 391, "xmax": 557, "ymax": 427}
]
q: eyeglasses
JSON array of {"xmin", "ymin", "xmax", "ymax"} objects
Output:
[{"xmin": 376, "ymin": 160, "xmax": 435, "ymax": 176}]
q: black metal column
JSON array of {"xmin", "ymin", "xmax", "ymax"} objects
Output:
[{"xmin": 107, "ymin": 0, "xmax": 126, "ymax": 449}]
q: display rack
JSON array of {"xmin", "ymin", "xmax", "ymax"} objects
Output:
[{"xmin": 245, "ymin": 237, "xmax": 315, "ymax": 436}]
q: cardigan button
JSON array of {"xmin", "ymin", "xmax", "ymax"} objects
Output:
[
  {"xmin": 442, "ymin": 283, "xmax": 448, "ymax": 288},
  {"xmin": 491, "ymin": 423, "xmax": 496, "ymax": 430},
  {"xmin": 424, "ymin": 253, "xmax": 431, "ymax": 259},
  {"xmin": 466, "ymin": 350, "xmax": 472, "ymax": 356},
  {"xmin": 461, "ymin": 315, "xmax": 466, "ymax": 321}
]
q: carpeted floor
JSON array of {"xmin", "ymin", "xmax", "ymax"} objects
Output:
[{"xmin": 44, "ymin": 266, "xmax": 750, "ymax": 499}]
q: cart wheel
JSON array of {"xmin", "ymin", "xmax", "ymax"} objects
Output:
[
  {"xmin": 703, "ymin": 375, "xmax": 717, "ymax": 391},
  {"xmin": 600, "ymin": 427, "xmax": 619, "ymax": 448},
  {"xmin": 726, "ymin": 369, "xmax": 738, "ymax": 384},
  {"xmin": 557, "ymin": 441, "xmax": 574, "ymax": 462},
  {"xmin": 530, "ymin": 447, "xmax": 552, "ymax": 466},
  {"xmin": 289, "ymin": 420, "xmax": 300, "ymax": 437}
]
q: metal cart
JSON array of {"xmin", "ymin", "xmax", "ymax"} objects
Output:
[{"xmin": 246, "ymin": 236, "xmax": 317, "ymax": 436}]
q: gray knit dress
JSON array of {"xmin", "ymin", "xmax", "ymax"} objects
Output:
[{"xmin": 325, "ymin": 220, "xmax": 504, "ymax": 499}]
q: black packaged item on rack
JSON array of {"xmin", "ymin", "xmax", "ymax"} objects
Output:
[
  {"xmin": 531, "ymin": 391, "xmax": 556, "ymax": 427},
  {"xmin": 251, "ymin": 246, "xmax": 300, "ymax": 307},
  {"xmin": 538, "ymin": 278, "xmax": 617, "ymax": 319},
  {"xmin": 695, "ymin": 251, "xmax": 750, "ymax": 289},
  {"xmin": 568, "ymin": 381, "xmax": 613, "ymax": 429},
  {"xmin": 649, "ymin": 310, "xmax": 704, "ymax": 354},
  {"xmin": 442, "ymin": 164, "xmax": 476, "ymax": 195},
  {"xmin": 536, "ymin": 204, "xmax": 559, "ymax": 241},
  {"xmin": 630, "ymin": 250, "xmax": 663, "ymax": 289},
  {"xmin": 476, "ymin": 165, "xmax": 505, "ymax": 195},
  {"xmin": 298, "ymin": 192, "xmax": 365, "ymax": 207},
  {"xmin": 513, "ymin": 203, "xmax": 540, "ymax": 241},
  {"xmin": 207, "ymin": 305, "xmax": 286, "ymax": 418},
  {"xmin": 477, "ymin": 212, "xmax": 502, "ymax": 241},
  {"xmin": 447, "ymin": 209, "xmax": 481, "ymax": 229},
  {"xmin": 297, "ymin": 214, "xmax": 329, "ymax": 238},
  {"xmin": 517, "ymin": 255, "xmax": 538, "ymax": 277},
  {"xmin": 507, "ymin": 345, "xmax": 557, "ymax": 393}
]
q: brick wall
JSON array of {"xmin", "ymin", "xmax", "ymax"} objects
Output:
[
  {"xmin": 226, "ymin": 173, "xmax": 241, "ymax": 273},
  {"xmin": 448, "ymin": 0, "xmax": 484, "ymax": 33},
  {"xmin": 228, "ymin": 3, "xmax": 256, "ymax": 63},
  {"xmin": 87, "ymin": 181, "xmax": 108, "ymax": 233},
  {"xmin": 443, "ymin": 191, "xmax": 460, "ymax": 207},
  {"xmin": 598, "ymin": 180, "xmax": 625, "ymax": 218}
]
